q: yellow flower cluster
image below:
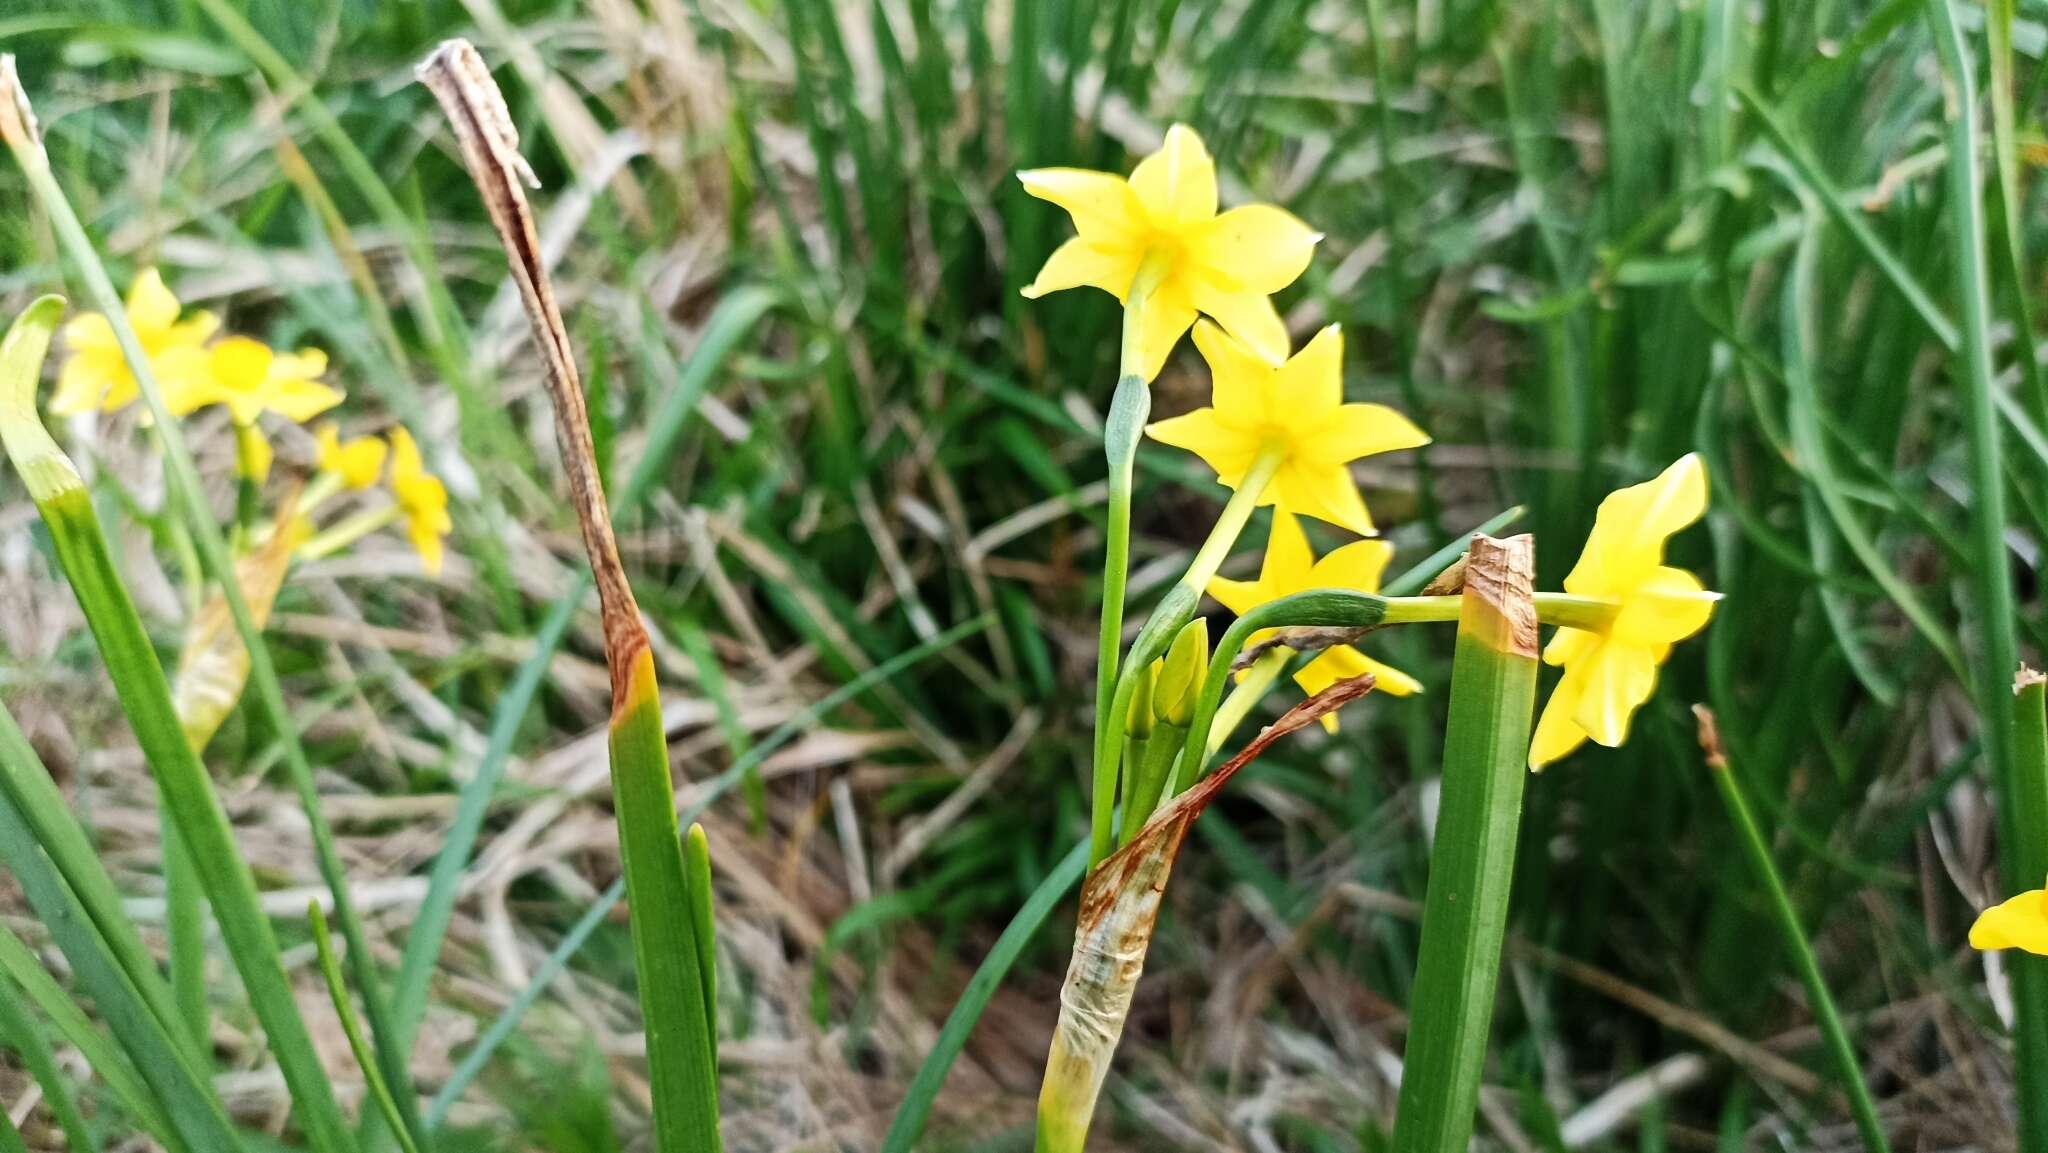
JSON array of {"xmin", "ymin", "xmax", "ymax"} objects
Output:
[
  {"xmin": 1023, "ymin": 127, "xmax": 1722, "ymax": 766},
  {"xmin": 53, "ymin": 269, "xmax": 340, "ymax": 425},
  {"xmin": 52, "ymin": 268, "xmax": 451, "ymax": 575},
  {"xmin": 1024, "ymin": 124, "xmax": 1430, "ymax": 719}
]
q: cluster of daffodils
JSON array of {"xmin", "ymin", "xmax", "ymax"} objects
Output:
[
  {"xmin": 53, "ymin": 269, "xmax": 451, "ymax": 577},
  {"xmin": 1025, "ymin": 123, "xmax": 1729, "ymax": 1153},
  {"xmin": 1023, "ymin": 125, "xmax": 1718, "ymax": 778}
]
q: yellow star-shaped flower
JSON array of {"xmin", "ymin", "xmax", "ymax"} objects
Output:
[
  {"xmin": 389, "ymin": 427, "xmax": 451, "ymax": 577},
  {"xmin": 166, "ymin": 336, "xmax": 343, "ymax": 426},
  {"xmin": 1145, "ymin": 321, "xmax": 1429, "ymax": 536},
  {"xmin": 1019, "ymin": 124, "xmax": 1321, "ymax": 381},
  {"xmin": 1209, "ymin": 509, "xmax": 1422, "ymax": 731},
  {"xmin": 49, "ymin": 268, "xmax": 218, "ymax": 416},
  {"xmin": 1529, "ymin": 453, "xmax": 1719, "ymax": 769},
  {"xmin": 1971, "ymin": 883, "xmax": 2048, "ymax": 954},
  {"xmin": 316, "ymin": 423, "xmax": 387, "ymax": 490}
]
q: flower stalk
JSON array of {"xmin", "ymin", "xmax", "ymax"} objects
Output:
[
  {"xmin": 1388, "ymin": 533, "xmax": 1538, "ymax": 1153},
  {"xmin": 1695, "ymin": 707, "xmax": 1891, "ymax": 1153}
]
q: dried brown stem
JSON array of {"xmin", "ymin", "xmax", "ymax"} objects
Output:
[{"xmin": 415, "ymin": 38, "xmax": 646, "ymax": 701}]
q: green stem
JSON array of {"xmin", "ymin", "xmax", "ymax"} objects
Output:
[
  {"xmin": 1178, "ymin": 448, "xmax": 1286, "ymax": 595},
  {"xmin": 1177, "ymin": 589, "xmax": 1390, "ymax": 791},
  {"xmin": 1697, "ymin": 708, "xmax": 1891, "ymax": 1153},
  {"xmin": 1090, "ymin": 367, "xmax": 1149, "ymax": 865},
  {"xmin": 1389, "ymin": 534, "xmax": 1537, "ymax": 1153},
  {"xmin": 1923, "ymin": 5, "xmax": 2048, "ymax": 1147}
]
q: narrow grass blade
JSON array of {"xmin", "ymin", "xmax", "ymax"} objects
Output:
[
  {"xmin": 0, "ymin": 925, "xmax": 167, "ymax": 1139},
  {"xmin": 310, "ymin": 905, "xmax": 423, "ymax": 1153},
  {"xmin": 0, "ymin": 766, "xmax": 238, "ymax": 1153},
  {"xmin": 1389, "ymin": 534, "xmax": 1539, "ymax": 1153},
  {"xmin": 0, "ymin": 954, "xmax": 101, "ymax": 1153},
  {"xmin": 1922, "ymin": 5, "xmax": 2048, "ymax": 1146},
  {"xmin": 418, "ymin": 40, "xmax": 720, "ymax": 1152},
  {"xmin": 1736, "ymin": 84, "xmax": 1960, "ymax": 352},
  {"xmin": 1694, "ymin": 708, "xmax": 1890, "ymax": 1152},
  {"xmin": 683, "ymin": 823, "xmax": 719, "ymax": 1072},
  {"xmin": 2009, "ymin": 668, "xmax": 2048, "ymax": 1146}
]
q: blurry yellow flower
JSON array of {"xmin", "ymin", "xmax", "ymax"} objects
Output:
[
  {"xmin": 1019, "ymin": 124, "xmax": 1320, "ymax": 381},
  {"xmin": 316, "ymin": 423, "xmax": 387, "ymax": 490},
  {"xmin": 168, "ymin": 336, "xmax": 343, "ymax": 425},
  {"xmin": 1146, "ymin": 322, "xmax": 1429, "ymax": 536},
  {"xmin": 235, "ymin": 421, "xmax": 273, "ymax": 484},
  {"xmin": 388, "ymin": 427, "xmax": 450, "ymax": 577},
  {"xmin": 1209, "ymin": 509, "xmax": 1421, "ymax": 732},
  {"xmin": 1529, "ymin": 454, "xmax": 1719, "ymax": 770},
  {"xmin": 1971, "ymin": 884, "xmax": 2048, "ymax": 954},
  {"xmin": 50, "ymin": 268, "xmax": 217, "ymax": 415}
]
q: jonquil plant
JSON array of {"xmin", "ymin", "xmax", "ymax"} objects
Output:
[{"xmin": 1015, "ymin": 124, "xmax": 1742, "ymax": 1153}]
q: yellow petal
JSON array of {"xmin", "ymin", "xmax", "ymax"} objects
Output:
[
  {"xmin": 1207, "ymin": 573, "xmax": 1267, "ymax": 618},
  {"xmin": 1127, "ymin": 124, "xmax": 1216, "ymax": 227},
  {"xmin": 1571, "ymin": 641, "xmax": 1659, "ymax": 748},
  {"xmin": 1193, "ymin": 204, "xmax": 1320, "ymax": 293},
  {"xmin": 1298, "ymin": 402, "xmax": 1431, "ymax": 466},
  {"xmin": 1145, "ymin": 408, "xmax": 1256, "ymax": 484},
  {"xmin": 156, "ymin": 346, "xmax": 217, "ymax": 416},
  {"xmin": 1258, "ymin": 508, "xmax": 1316, "ymax": 591},
  {"xmin": 50, "ymin": 350, "xmax": 121, "ymax": 415},
  {"xmin": 318, "ymin": 424, "xmax": 387, "ymax": 489},
  {"xmin": 1018, "ymin": 168, "xmax": 1145, "ymax": 244},
  {"xmin": 1271, "ymin": 458, "xmax": 1373, "ymax": 536},
  {"xmin": 258, "ymin": 376, "xmax": 345, "ymax": 424},
  {"xmin": 1268, "ymin": 324, "xmax": 1343, "ymax": 421},
  {"xmin": 61, "ymin": 311, "xmax": 119, "ymax": 358},
  {"xmin": 1353, "ymin": 651, "xmax": 1423, "ymax": 696},
  {"xmin": 1192, "ymin": 285, "xmax": 1291, "ymax": 367},
  {"xmin": 1191, "ymin": 319, "xmax": 1271, "ymax": 427},
  {"xmin": 125, "ymin": 268, "xmax": 181, "ymax": 339},
  {"xmin": 1529, "ymin": 668, "xmax": 1592, "ymax": 770},
  {"xmin": 1310, "ymin": 537, "xmax": 1394, "ymax": 594},
  {"xmin": 1541, "ymin": 624, "xmax": 1601, "ymax": 668},
  {"xmin": 1133, "ymin": 282, "xmax": 1199, "ymax": 382},
  {"xmin": 1971, "ymin": 888, "xmax": 2048, "ymax": 954},
  {"xmin": 1612, "ymin": 566, "xmax": 1719, "ymax": 648},
  {"xmin": 1565, "ymin": 453, "xmax": 1709, "ymax": 596},
  {"xmin": 1022, "ymin": 237, "xmax": 1140, "ymax": 300}
]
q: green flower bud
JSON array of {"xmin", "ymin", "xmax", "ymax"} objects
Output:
[
  {"xmin": 1154, "ymin": 618, "xmax": 1208, "ymax": 728},
  {"xmin": 1124, "ymin": 659, "xmax": 1158, "ymax": 738}
]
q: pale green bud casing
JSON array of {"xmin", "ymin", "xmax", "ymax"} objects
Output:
[{"xmin": 1154, "ymin": 618, "xmax": 1208, "ymax": 728}]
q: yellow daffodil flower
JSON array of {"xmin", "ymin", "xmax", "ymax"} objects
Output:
[
  {"xmin": 1019, "ymin": 124, "xmax": 1320, "ymax": 381},
  {"xmin": 316, "ymin": 423, "xmax": 387, "ymax": 490},
  {"xmin": 50, "ymin": 268, "xmax": 217, "ymax": 415},
  {"xmin": 1971, "ymin": 883, "xmax": 2048, "ymax": 954},
  {"xmin": 388, "ymin": 427, "xmax": 451, "ymax": 577},
  {"xmin": 1529, "ymin": 453, "xmax": 1719, "ymax": 770},
  {"xmin": 167, "ymin": 336, "xmax": 343, "ymax": 426},
  {"xmin": 1146, "ymin": 321, "xmax": 1429, "ymax": 536},
  {"xmin": 1209, "ymin": 509, "xmax": 1422, "ymax": 731}
]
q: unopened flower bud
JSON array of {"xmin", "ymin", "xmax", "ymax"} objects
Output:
[{"xmin": 1154, "ymin": 618, "xmax": 1208, "ymax": 728}]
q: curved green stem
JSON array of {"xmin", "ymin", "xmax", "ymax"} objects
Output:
[{"xmin": 1176, "ymin": 590, "xmax": 1390, "ymax": 793}]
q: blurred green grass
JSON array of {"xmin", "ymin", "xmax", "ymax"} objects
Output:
[{"xmin": 0, "ymin": 0, "xmax": 2041, "ymax": 1147}]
